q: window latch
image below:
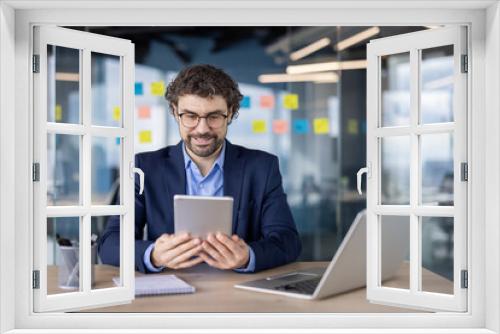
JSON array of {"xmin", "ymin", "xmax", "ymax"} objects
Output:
[
  {"xmin": 130, "ymin": 162, "xmax": 144, "ymax": 195},
  {"xmin": 356, "ymin": 163, "xmax": 371, "ymax": 195}
]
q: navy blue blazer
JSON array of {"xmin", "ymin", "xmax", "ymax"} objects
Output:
[{"xmin": 98, "ymin": 140, "xmax": 301, "ymax": 273}]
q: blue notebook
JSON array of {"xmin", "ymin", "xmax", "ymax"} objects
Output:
[{"xmin": 113, "ymin": 274, "xmax": 195, "ymax": 296}]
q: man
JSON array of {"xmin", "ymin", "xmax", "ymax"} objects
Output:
[{"xmin": 99, "ymin": 64, "xmax": 301, "ymax": 273}]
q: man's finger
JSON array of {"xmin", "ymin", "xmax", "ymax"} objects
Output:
[
  {"xmin": 164, "ymin": 233, "xmax": 193, "ymax": 251},
  {"xmin": 201, "ymin": 240, "xmax": 225, "ymax": 262},
  {"xmin": 168, "ymin": 244, "xmax": 203, "ymax": 267},
  {"xmin": 199, "ymin": 252, "xmax": 223, "ymax": 269},
  {"xmin": 216, "ymin": 233, "xmax": 240, "ymax": 254},
  {"xmin": 166, "ymin": 238, "xmax": 201, "ymax": 261},
  {"xmin": 206, "ymin": 233, "xmax": 232, "ymax": 258},
  {"xmin": 173, "ymin": 255, "xmax": 204, "ymax": 269}
]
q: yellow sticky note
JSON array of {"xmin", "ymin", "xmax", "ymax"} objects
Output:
[
  {"xmin": 150, "ymin": 81, "xmax": 165, "ymax": 96},
  {"xmin": 252, "ymin": 120, "xmax": 267, "ymax": 134},
  {"xmin": 347, "ymin": 119, "xmax": 359, "ymax": 135},
  {"xmin": 283, "ymin": 94, "xmax": 299, "ymax": 110},
  {"xmin": 112, "ymin": 106, "xmax": 121, "ymax": 121},
  {"xmin": 55, "ymin": 104, "xmax": 62, "ymax": 121},
  {"xmin": 313, "ymin": 118, "xmax": 330, "ymax": 135},
  {"xmin": 138, "ymin": 130, "xmax": 152, "ymax": 144}
]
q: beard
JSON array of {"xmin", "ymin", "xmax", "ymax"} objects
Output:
[{"xmin": 185, "ymin": 133, "xmax": 225, "ymax": 158}]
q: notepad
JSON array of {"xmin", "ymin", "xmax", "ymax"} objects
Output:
[{"xmin": 113, "ymin": 275, "xmax": 195, "ymax": 296}]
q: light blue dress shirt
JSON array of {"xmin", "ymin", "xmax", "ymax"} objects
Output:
[{"xmin": 143, "ymin": 142, "xmax": 256, "ymax": 272}]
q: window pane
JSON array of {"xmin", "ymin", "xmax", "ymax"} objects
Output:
[
  {"xmin": 47, "ymin": 217, "xmax": 81, "ymax": 295},
  {"xmin": 380, "ymin": 215, "xmax": 410, "ymax": 290},
  {"xmin": 381, "ymin": 136, "xmax": 410, "ymax": 205},
  {"xmin": 92, "ymin": 137, "xmax": 121, "ymax": 205},
  {"xmin": 91, "ymin": 216, "xmax": 120, "ymax": 290},
  {"xmin": 47, "ymin": 45, "xmax": 80, "ymax": 124},
  {"xmin": 47, "ymin": 134, "xmax": 80, "ymax": 206},
  {"xmin": 381, "ymin": 52, "xmax": 410, "ymax": 127},
  {"xmin": 421, "ymin": 133, "xmax": 454, "ymax": 206},
  {"xmin": 92, "ymin": 52, "xmax": 122, "ymax": 127},
  {"xmin": 421, "ymin": 217, "xmax": 454, "ymax": 294},
  {"xmin": 420, "ymin": 45, "xmax": 454, "ymax": 124}
]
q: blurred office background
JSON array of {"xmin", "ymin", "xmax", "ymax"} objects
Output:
[{"xmin": 47, "ymin": 26, "xmax": 454, "ymax": 282}]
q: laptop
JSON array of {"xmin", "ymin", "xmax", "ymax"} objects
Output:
[{"xmin": 234, "ymin": 211, "xmax": 409, "ymax": 300}]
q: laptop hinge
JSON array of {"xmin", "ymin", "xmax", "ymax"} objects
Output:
[{"xmin": 461, "ymin": 270, "xmax": 468, "ymax": 289}]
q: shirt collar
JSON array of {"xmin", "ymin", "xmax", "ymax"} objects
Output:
[{"xmin": 182, "ymin": 140, "xmax": 226, "ymax": 171}]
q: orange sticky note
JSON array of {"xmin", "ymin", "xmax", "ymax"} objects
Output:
[
  {"xmin": 283, "ymin": 94, "xmax": 299, "ymax": 110},
  {"xmin": 272, "ymin": 120, "xmax": 289, "ymax": 134},
  {"xmin": 252, "ymin": 120, "xmax": 267, "ymax": 134},
  {"xmin": 137, "ymin": 106, "xmax": 151, "ymax": 119},
  {"xmin": 55, "ymin": 104, "xmax": 63, "ymax": 121},
  {"xmin": 260, "ymin": 95, "xmax": 275, "ymax": 109},
  {"xmin": 150, "ymin": 81, "xmax": 165, "ymax": 96},
  {"xmin": 313, "ymin": 118, "xmax": 330, "ymax": 135},
  {"xmin": 112, "ymin": 106, "xmax": 121, "ymax": 121},
  {"xmin": 138, "ymin": 130, "xmax": 152, "ymax": 144}
]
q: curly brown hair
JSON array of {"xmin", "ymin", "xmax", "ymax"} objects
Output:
[{"xmin": 164, "ymin": 64, "xmax": 243, "ymax": 122}]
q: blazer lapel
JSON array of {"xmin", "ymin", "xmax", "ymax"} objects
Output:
[
  {"xmin": 162, "ymin": 141, "xmax": 186, "ymax": 223},
  {"xmin": 223, "ymin": 140, "xmax": 244, "ymax": 233}
]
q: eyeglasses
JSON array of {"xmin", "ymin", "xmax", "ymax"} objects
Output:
[{"xmin": 178, "ymin": 112, "xmax": 229, "ymax": 129}]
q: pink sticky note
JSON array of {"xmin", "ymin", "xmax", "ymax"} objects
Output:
[
  {"xmin": 272, "ymin": 120, "xmax": 289, "ymax": 134},
  {"xmin": 138, "ymin": 106, "xmax": 151, "ymax": 119},
  {"xmin": 260, "ymin": 95, "xmax": 275, "ymax": 109}
]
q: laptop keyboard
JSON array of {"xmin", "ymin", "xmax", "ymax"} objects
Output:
[{"xmin": 275, "ymin": 277, "xmax": 322, "ymax": 295}]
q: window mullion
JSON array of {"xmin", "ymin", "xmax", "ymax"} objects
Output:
[
  {"xmin": 409, "ymin": 47, "xmax": 420, "ymax": 294},
  {"xmin": 81, "ymin": 48, "xmax": 91, "ymax": 294}
]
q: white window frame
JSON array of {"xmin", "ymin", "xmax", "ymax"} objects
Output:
[
  {"xmin": 32, "ymin": 25, "xmax": 136, "ymax": 312},
  {"xmin": 366, "ymin": 26, "xmax": 468, "ymax": 312},
  {"xmin": 0, "ymin": 1, "xmax": 499, "ymax": 333}
]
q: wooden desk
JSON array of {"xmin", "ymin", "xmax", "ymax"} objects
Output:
[{"xmin": 47, "ymin": 262, "xmax": 452, "ymax": 313}]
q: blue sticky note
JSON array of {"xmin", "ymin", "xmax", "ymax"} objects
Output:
[
  {"xmin": 293, "ymin": 119, "xmax": 309, "ymax": 134},
  {"xmin": 115, "ymin": 137, "xmax": 121, "ymax": 145},
  {"xmin": 241, "ymin": 96, "xmax": 251, "ymax": 108},
  {"xmin": 135, "ymin": 82, "xmax": 144, "ymax": 95}
]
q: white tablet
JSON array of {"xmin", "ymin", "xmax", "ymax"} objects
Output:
[{"xmin": 173, "ymin": 195, "xmax": 233, "ymax": 239}]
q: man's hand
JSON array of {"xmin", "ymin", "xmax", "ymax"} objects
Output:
[
  {"xmin": 151, "ymin": 232, "xmax": 204, "ymax": 269},
  {"xmin": 199, "ymin": 232, "xmax": 250, "ymax": 270}
]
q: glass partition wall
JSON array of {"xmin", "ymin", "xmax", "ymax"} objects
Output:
[{"xmin": 54, "ymin": 26, "xmax": 454, "ymax": 285}]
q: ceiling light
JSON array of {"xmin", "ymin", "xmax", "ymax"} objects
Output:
[
  {"xmin": 55, "ymin": 72, "xmax": 79, "ymax": 82},
  {"xmin": 258, "ymin": 72, "xmax": 339, "ymax": 84},
  {"xmin": 290, "ymin": 37, "xmax": 331, "ymax": 61},
  {"xmin": 286, "ymin": 60, "xmax": 367, "ymax": 75},
  {"xmin": 336, "ymin": 27, "xmax": 380, "ymax": 51}
]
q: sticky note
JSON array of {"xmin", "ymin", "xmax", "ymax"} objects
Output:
[
  {"xmin": 272, "ymin": 120, "xmax": 289, "ymax": 134},
  {"xmin": 115, "ymin": 137, "xmax": 121, "ymax": 145},
  {"xmin": 139, "ymin": 130, "xmax": 152, "ymax": 144},
  {"xmin": 260, "ymin": 95, "xmax": 275, "ymax": 109},
  {"xmin": 55, "ymin": 104, "xmax": 62, "ymax": 121},
  {"xmin": 283, "ymin": 94, "xmax": 299, "ymax": 110},
  {"xmin": 135, "ymin": 82, "xmax": 144, "ymax": 95},
  {"xmin": 241, "ymin": 96, "xmax": 251, "ymax": 109},
  {"xmin": 150, "ymin": 81, "xmax": 165, "ymax": 96},
  {"xmin": 137, "ymin": 106, "xmax": 151, "ymax": 119},
  {"xmin": 347, "ymin": 119, "xmax": 359, "ymax": 135},
  {"xmin": 293, "ymin": 119, "xmax": 309, "ymax": 134},
  {"xmin": 112, "ymin": 106, "xmax": 121, "ymax": 121},
  {"xmin": 252, "ymin": 120, "xmax": 267, "ymax": 134},
  {"xmin": 313, "ymin": 118, "xmax": 330, "ymax": 135}
]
